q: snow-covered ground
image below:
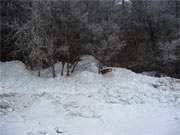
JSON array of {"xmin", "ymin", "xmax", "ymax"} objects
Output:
[{"xmin": 0, "ymin": 56, "xmax": 180, "ymax": 135}]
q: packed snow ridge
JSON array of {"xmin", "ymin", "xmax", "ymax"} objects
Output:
[{"xmin": 0, "ymin": 55, "xmax": 180, "ymax": 135}]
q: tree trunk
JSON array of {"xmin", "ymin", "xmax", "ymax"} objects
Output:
[
  {"xmin": 38, "ymin": 70, "xmax": 41, "ymax": 77},
  {"xmin": 148, "ymin": 19, "xmax": 158, "ymax": 67},
  {"xmin": 61, "ymin": 62, "xmax": 65, "ymax": 76},
  {"xmin": 67, "ymin": 63, "xmax": 70, "ymax": 76},
  {"xmin": 52, "ymin": 64, "xmax": 56, "ymax": 78},
  {"xmin": 98, "ymin": 62, "xmax": 103, "ymax": 74},
  {"xmin": 71, "ymin": 61, "xmax": 78, "ymax": 74},
  {"xmin": 175, "ymin": 0, "xmax": 179, "ymax": 38},
  {"xmin": 51, "ymin": 59, "xmax": 56, "ymax": 78},
  {"xmin": 148, "ymin": 20, "xmax": 155, "ymax": 49},
  {"xmin": 66, "ymin": 49, "xmax": 70, "ymax": 76}
]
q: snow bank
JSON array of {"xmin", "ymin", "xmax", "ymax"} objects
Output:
[{"xmin": 0, "ymin": 57, "xmax": 180, "ymax": 135}]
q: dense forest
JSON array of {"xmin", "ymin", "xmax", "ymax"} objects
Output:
[{"xmin": 1, "ymin": 0, "xmax": 180, "ymax": 78}]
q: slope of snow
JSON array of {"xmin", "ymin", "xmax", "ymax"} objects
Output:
[{"xmin": 0, "ymin": 56, "xmax": 180, "ymax": 135}]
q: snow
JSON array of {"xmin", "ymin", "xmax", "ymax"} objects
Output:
[{"xmin": 0, "ymin": 55, "xmax": 180, "ymax": 135}]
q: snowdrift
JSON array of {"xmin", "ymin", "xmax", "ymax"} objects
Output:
[{"xmin": 0, "ymin": 56, "xmax": 180, "ymax": 135}]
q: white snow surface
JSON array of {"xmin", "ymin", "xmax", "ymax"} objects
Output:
[{"xmin": 0, "ymin": 55, "xmax": 180, "ymax": 135}]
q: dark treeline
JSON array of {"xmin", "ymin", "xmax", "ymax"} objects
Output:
[{"xmin": 1, "ymin": 0, "xmax": 180, "ymax": 78}]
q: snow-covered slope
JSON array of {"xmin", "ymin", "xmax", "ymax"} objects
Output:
[{"xmin": 0, "ymin": 56, "xmax": 180, "ymax": 135}]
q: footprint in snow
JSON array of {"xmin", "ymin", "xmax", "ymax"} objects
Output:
[
  {"xmin": 174, "ymin": 117, "xmax": 180, "ymax": 121},
  {"xmin": 54, "ymin": 127, "xmax": 66, "ymax": 134}
]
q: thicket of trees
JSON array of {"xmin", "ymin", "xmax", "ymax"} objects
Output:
[{"xmin": 1, "ymin": 0, "xmax": 180, "ymax": 78}]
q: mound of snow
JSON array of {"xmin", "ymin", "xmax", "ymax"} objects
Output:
[
  {"xmin": 76, "ymin": 55, "xmax": 98, "ymax": 73},
  {"xmin": 1, "ymin": 61, "xmax": 31, "ymax": 81},
  {"xmin": 73, "ymin": 71, "xmax": 102, "ymax": 84},
  {"xmin": 0, "ymin": 60, "xmax": 180, "ymax": 135}
]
